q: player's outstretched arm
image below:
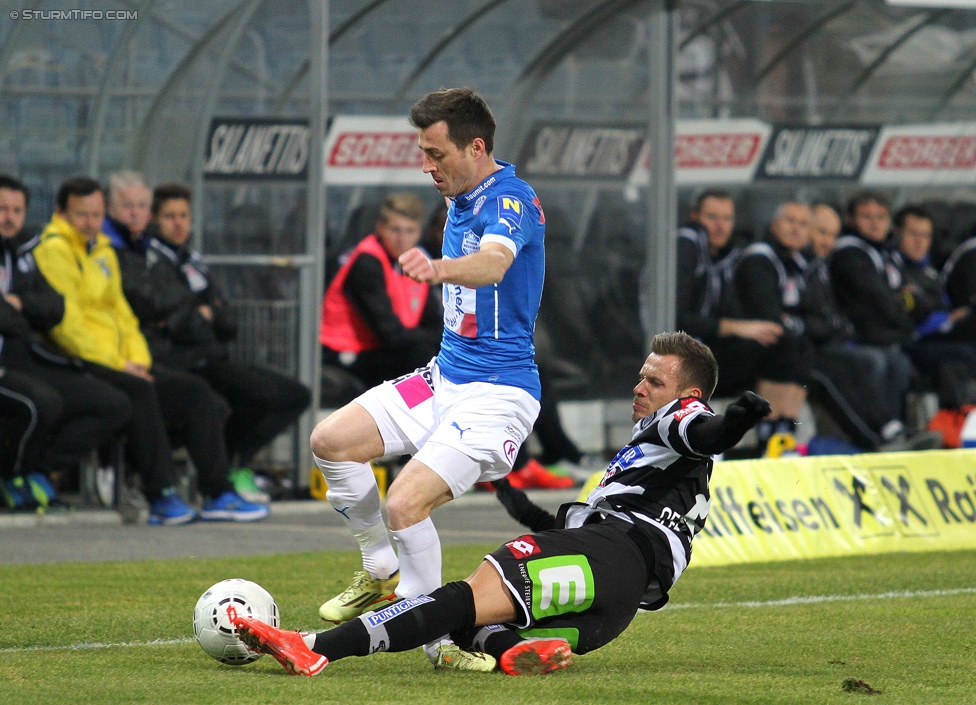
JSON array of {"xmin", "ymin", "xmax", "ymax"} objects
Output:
[
  {"xmin": 686, "ymin": 391, "xmax": 772, "ymax": 455},
  {"xmin": 492, "ymin": 478, "xmax": 557, "ymax": 532}
]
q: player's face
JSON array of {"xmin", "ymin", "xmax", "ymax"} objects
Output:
[
  {"xmin": 770, "ymin": 203, "xmax": 812, "ymax": 253},
  {"xmin": 632, "ymin": 353, "xmax": 697, "ymax": 422},
  {"xmin": 376, "ymin": 211, "xmax": 422, "ymax": 260},
  {"xmin": 58, "ymin": 191, "xmax": 105, "ymax": 242},
  {"xmin": 810, "ymin": 205, "xmax": 840, "ymax": 258},
  {"xmin": 694, "ymin": 196, "xmax": 735, "ymax": 254},
  {"xmin": 851, "ymin": 200, "xmax": 890, "ymax": 243},
  {"xmin": 417, "ymin": 121, "xmax": 482, "ymax": 197},
  {"xmin": 0, "ymin": 188, "xmax": 27, "ymax": 239},
  {"xmin": 109, "ymin": 184, "xmax": 152, "ymax": 237},
  {"xmin": 898, "ymin": 214, "xmax": 933, "ymax": 263},
  {"xmin": 155, "ymin": 198, "xmax": 192, "ymax": 247}
]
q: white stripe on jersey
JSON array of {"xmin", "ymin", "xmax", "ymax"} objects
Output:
[
  {"xmin": 494, "ymin": 286, "xmax": 499, "ymax": 339},
  {"xmin": 633, "ymin": 512, "xmax": 689, "ymax": 583}
]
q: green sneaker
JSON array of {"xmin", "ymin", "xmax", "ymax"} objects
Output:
[
  {"xmin": 434, "ymin": 643, "xmax": 497, "ymax": 672},
  {"xmin": 229, "ymin": 468, "xmax": 270, "ymax": 504},
  {"xmin": 319, "ymin": 570, "xmax": 399, "ymax": 624}
]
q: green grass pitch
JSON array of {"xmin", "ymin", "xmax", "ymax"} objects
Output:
[{"xmin": 2, "ymin": 547, "xmax": 975, "ymax": 704}]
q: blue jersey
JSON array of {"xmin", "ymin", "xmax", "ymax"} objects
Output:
[{"xmin": 436, "ymin": 161, "xmax": 545, "ymax": 399}]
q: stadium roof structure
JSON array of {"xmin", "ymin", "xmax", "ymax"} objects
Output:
[{"xmin": 3, "ymin": 0, "xmax": 976, "ymax": 474}]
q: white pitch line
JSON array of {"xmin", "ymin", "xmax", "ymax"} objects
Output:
[
  {"xmin": 0, "ymin": 637, "xmax": 195, "ymax": 654},
  {"xmin": 3, "ymin": 587, "xmax": 974, "ymax": 654},
  {"xmin": 661, "ymin": 586, "xmax": 976, "ymax": 611}
]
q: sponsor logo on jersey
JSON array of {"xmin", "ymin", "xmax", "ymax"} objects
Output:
[
  {"xmin": 504, "ymin": 424, "xmax": 525, "ymax": 443},
  {"xmin": 528, "ymin": 555, "xmax": 595, "ymax": 618},
  {"xmin": 506, "ymin": 535, "xmax": 541, "ymax": 559},
  {"xmin": 497, "ymin": 196, "xmax": 524, "ymax": 235},
  {"xmin": 674, "ymin": 398, "xmax": 707, "ymax": 420},
  {"xmin": 473, "ymin": 195, "xmax": 487, "ymax": 215},
  {"xmin": 443, "ymin": 284, "xmax": 478, "ymax": 338},
  {"xmin": 461, "ymin": 174, "xmax": 497, "ymax": 204},
  {"xmin": 364, "ymin": 596, "xmax": 434, "ymax": 627},
  {"xmin": 393, "ymin": 371, "xmax": 434, "ymax": 409},
  {"xmin": 461, "ymin": 229, "xmax": 480, "ymax": 255},
  {"xmin": 610, "ymin": 444, "xmax": 645, "ymax": 471},
  {"xmin": 503, "ymin": 439, "xmax": 518, "ymax": 463}
]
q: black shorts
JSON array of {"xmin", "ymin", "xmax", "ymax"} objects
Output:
[{"xmin": 485, "ymin": 519, "xmax": 649, "ymax": 655}]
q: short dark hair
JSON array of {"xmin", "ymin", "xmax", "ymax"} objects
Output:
[
  {"xmin": 894, "ymin": 204, "xmax": 934, "ymax": 230},
  {"xmin": 692, "ymin": 189, "xmax": 734, "ymax": 214},
  {"xmin": 56, "ymin": 176, "xmax": 103, "ymax": 211},
  {"xmin": 846, "ymin": 190, "xmax": 891, "ymax": 218},
  {"xmin": 0, "ymin": 175, "xmax": 29, "ymax": 207},
  {"xmin": 650, "ymin": 331, "xmax": 719, "ymax": 401},
  {"xmin": 409, "ymin": 88, "xmax": 496, "ymax": 155},
  {"xmin": 151, "ymin": 183, "xmax": 192, "ymax": 216}
]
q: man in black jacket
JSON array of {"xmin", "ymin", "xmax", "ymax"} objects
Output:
[
  {"xmin": 0, "ymin": 175, "xmax": 130, "ymax": 509},
  {"xmin": 676, "ymin": 190, "xmax": 800, "ymax": 455},
  {"xmin": 828, "ymin": 192, "xmax": 916, "ymax": 444},
  {"xmin": 731, "ymin": 201, "xmax": 813, "ymax": 455},
  {"xmin": 126, "ymin": 183, "xmax": 310, "ymax": 497}
]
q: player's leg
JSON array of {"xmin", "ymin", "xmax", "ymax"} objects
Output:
[
  {"xmin": 384, "ymin": 452, "xmax": 459, "ymax": 598},
  {"xmin": 388, "ymin": 377, "xmax": 539, "ymax": 601},
  {"xmin": 235, "ymin": 560, "xmax": 518, "ymax": 676},
  {"xmin": 314, "ymin": 367, "xmax": 439, "ymax": 622},
  {"xmin": 312, "ymin": 402, "xmax": 399, "ymax": 620}
]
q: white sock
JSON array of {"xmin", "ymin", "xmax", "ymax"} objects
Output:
[
  {"xmin": 302, "ymin": 633, "xmax": 316, "ymax": 649},
  {"xmin": 422, "ymin": 636, "xmax": 452, "ymax": 664},
  {"xmin": 315, "ymin": 454, "xmax": 398, "ymax": 579},
  {"xmin": 390, "ymin": 516, "xmax": 441, "ymax": 598}
]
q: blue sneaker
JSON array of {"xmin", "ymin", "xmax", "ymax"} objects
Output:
[
  {"xmin": 200, "ymin": 491, "xmax": 269, "ymax": 522},
  {"xmin": 148, "ymin": 488, "xmax": 197, "ymax": 525}
]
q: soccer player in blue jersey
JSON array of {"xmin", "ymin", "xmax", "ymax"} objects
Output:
[{"xmin": 311, "ymin": 88, "xmax": 546, "ymax": 669}]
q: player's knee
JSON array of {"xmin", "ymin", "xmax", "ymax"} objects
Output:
[
  {"xmin": 309, "ymin": 419, "xmax": 340, "ymax": 460},
  {"xmin": 309, "ymin": 414, "xmax": 359, "ymax": 461},
  {"xmin": 384, "ymin": 487, "xmax": 431, "ymax": 529},
  {"xmin": 310, "ymin": 404, "xmax": 382, "ymax": 462}
]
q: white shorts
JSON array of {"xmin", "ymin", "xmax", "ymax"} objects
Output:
[{"xmin": 354, "ymin": 361, "xmax": 540, "ymax": 498}]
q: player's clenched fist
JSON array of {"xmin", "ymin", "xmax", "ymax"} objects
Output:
[{"xmin": 399, "ymin": 247, "xmax": 440, "ymax": 283}]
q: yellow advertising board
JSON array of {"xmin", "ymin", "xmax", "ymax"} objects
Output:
[{"xmin": 691, "ymin": 449, "xmax": 976, "ymax": 567}]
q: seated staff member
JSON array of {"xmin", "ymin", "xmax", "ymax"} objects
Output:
[{"xmin": 320, "ymin": 193, "xmax": 442, "ymax": 389}]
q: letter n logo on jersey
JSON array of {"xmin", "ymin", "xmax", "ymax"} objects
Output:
[
  {"xmin": 497, "ymin": 196, "xmax": 523, "ymax": 235},
  {"xmin": 506, "ymin": 535, "xmax": 540, "ymax": 559}
]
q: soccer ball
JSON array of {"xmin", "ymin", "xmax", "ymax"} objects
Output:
[{"xmin": 193, "ymin": 578, "xmax": 280, "ymax": 665}]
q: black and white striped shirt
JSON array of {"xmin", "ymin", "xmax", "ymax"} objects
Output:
[{"xmin": 560, "ymin": 396, "xmax": 715, "ymax": 609}]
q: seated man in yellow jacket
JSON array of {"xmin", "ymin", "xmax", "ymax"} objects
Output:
[{"xmin": 33, "ymin": 176, "xmax": 268, "ymax": 525}]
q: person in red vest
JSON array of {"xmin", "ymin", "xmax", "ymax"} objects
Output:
[{"xmin": 321, "ymin": 193, "xmax": 443, "ymax": 389}]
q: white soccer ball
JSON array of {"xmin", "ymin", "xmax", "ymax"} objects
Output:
[{"xmin": 193, "ymin": 578, "xmax": 280, "ymax": 665}]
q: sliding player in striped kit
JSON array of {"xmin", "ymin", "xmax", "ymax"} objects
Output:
[
  {"xmin": 311, "ymin": 88, "xmax": 545, "ymax": 669},
  {"xmin": 238, "ymin": 332, "xmax": 770, "ymax": 676}
]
